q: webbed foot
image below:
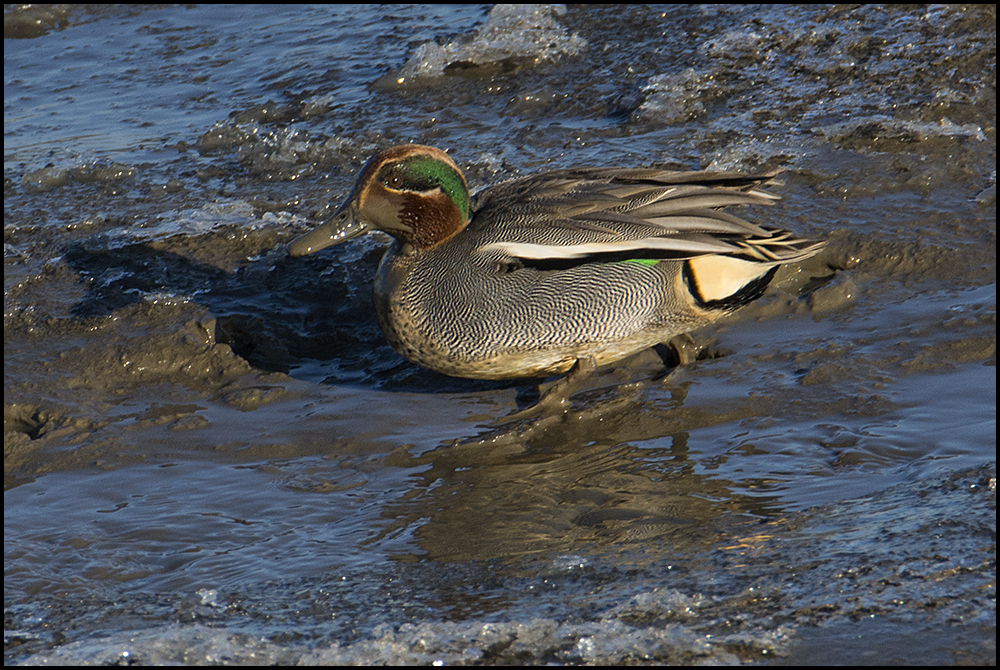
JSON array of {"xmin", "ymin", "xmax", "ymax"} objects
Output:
[{"xmin": 496, "ymin": 356, "xmax": 597, "ymax": 423}]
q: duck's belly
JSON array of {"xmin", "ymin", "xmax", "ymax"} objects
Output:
[{"xmin": 373, "ymin": 247, "xmax": 713, "ymax": 380}]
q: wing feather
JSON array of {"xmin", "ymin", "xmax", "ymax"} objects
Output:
[{"xmin": 470, "ymin": 167, "xmax": 823, "ymax": 266}]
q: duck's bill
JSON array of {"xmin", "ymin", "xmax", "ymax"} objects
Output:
[{"xmin": 288, "ymin": 204, "xmax": 368, "ymax": 257}]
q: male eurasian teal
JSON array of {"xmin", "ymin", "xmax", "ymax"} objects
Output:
[{"xmin": 289, "ymin": 145, "xmax": 825, "ymax": 380}]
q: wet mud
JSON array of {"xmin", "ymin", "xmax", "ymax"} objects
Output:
[{"xmin": 4, "ymin": 4, "xmax": 995, "ymax": 665}]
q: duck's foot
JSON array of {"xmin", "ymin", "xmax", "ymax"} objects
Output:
[
  {"xmin": 498, "ymin": 356, "xmax": 597, "ymax": 423},
  {"xmin": 668, "ymin": 333, "xmax": 702, "ymax": 366},
  {"xmin": 651, "ymin": 332, "xmax": 708, "ymax": 371}
]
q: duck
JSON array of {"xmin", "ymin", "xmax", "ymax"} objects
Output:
[{"xmin": 289, "ymin": 145, "xmax": 825, "ymax": 381}]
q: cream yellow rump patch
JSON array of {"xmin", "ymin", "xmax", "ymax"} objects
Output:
[{"xmin": 686, "ymin": 254, "xmax": 773, "ymax": 303}]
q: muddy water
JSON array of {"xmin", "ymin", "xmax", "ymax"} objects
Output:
[{"xmin": 4, "ymin": 4, "xmax": 995, "ymax": 665}]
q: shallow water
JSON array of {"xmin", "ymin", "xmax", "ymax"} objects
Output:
[{"xmin": 4, "ymin": 4, "xmax": 995, "ymax": 665}]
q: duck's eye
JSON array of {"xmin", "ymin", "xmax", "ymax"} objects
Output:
[{"xmin": 378, "ymin": 161, "xmax": 437, "ymax": 192}]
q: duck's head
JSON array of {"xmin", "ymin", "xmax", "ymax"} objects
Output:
[{"xmin": 288, "ymin": 145, "xmax": 471, "ymax": 257}]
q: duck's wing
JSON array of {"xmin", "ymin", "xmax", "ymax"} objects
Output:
[{"xmin": 470, "ymin": 168, "xmax": 825, "ymax": 266}]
